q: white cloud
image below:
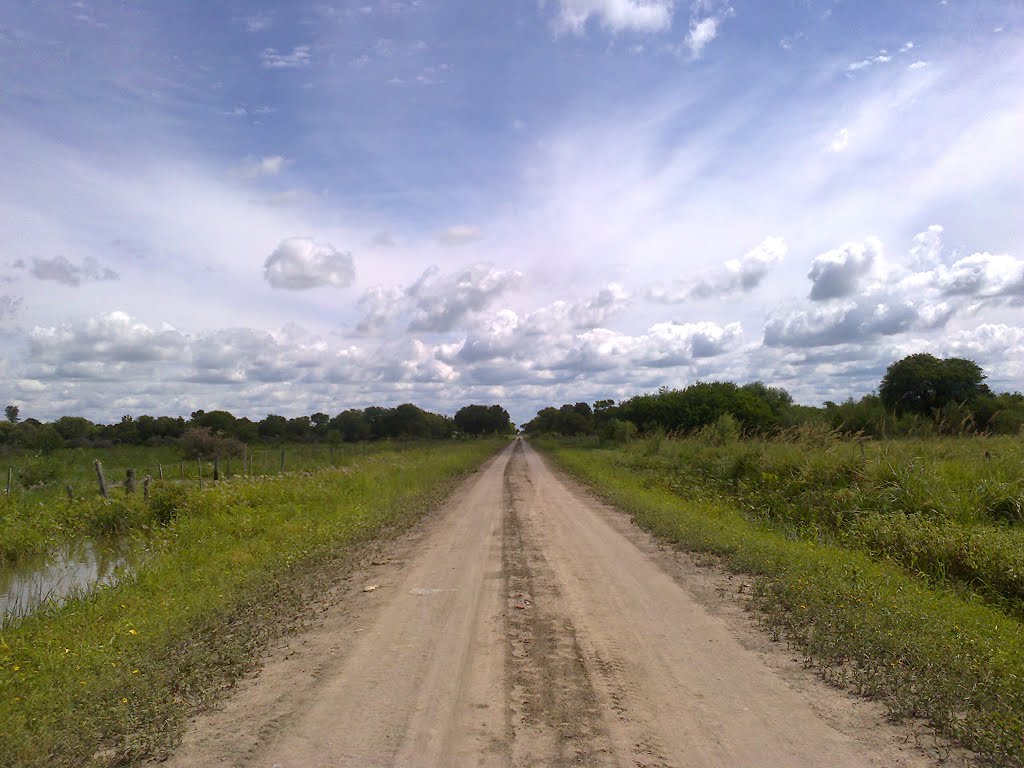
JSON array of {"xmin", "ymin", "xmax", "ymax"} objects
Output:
[
  {"xmin": 28, "ymin": 311, "xmax": 188, "ymax": 370},
  {"xmin": 827, "ymin": 127, "xmax": 850, "ymax": 153},
  {"xmin": 260, "ymin": 46, "xmax": 312, "ymax": 69},
  {"xmin": 908, "ymin": 225, "xmax": 944, "ymax": 270},
  {"xmin": 263, "ymin": 238, "xmax": 356, "ymax": 291},
  {"xmin": 357, "ymin": 264, "xmax": 522, "ymax": 334},
  {"xmin": 553, "ymin": 0, "xmax": 675, "ymax": 34},
  {"xmin": 807, "ymin": 237, "xmax": 882, "ymax": 300},
  {"xmin": 650, "ymin": 236, "xmax": 787, "ymax": 301},
  {"xmin": 936, "ymin": 251, "xmax": 1024, "ymax": 301},
  {"xmin": 686, "ymin": 16, "xmax": 719, "ymax": 57},
  {"xmin": 899, "ymin": 41, "xmax": 914, "ymax": 53},
  {"xmin": 526, "ymin": 283, "xmax": 630, "ymax": 332},
  {"xmin": 764, "ymin": 294, "xmax": 952, "ymax": 348},
  {"xmin": 234, "ymin": 155, "xmax": 287, "ymax": 178},
  {"xmin": 908, "ymin": 61, "xmax": 929, "ymax": 70},
  {"xmin": 845, "ymin": 51, "xmax": 893, "ymax": 73},
  {"xmin": 438, "ymin": 225, "xmax": 483, "ymax": 246},
  {"xmin": 29, "ymin": 255, "xmax": 119, "ymax": 286}
]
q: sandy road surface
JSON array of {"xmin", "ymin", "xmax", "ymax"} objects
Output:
[{"xmin": 165, "ymin": 441, "xmax": 941, "ymax": 768}]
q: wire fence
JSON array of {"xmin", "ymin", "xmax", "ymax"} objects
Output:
[{"xmin": 2, "ymin": 443, "xmax": 370, "ymax": 502}]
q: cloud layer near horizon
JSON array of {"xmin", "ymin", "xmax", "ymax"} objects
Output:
[{"xmin": 1, "ymin": 0, "xmax": 1021, "ymax": 425}]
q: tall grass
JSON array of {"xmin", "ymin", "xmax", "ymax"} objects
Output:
[
  {"xmin": 606, "ymin": 436, "xmax": 1024, "ymax": 614},
  {"xmin": 0, "ymin": 439, "xmax": 504, "ymax": 767}
]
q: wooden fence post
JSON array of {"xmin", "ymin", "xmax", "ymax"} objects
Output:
[
  {"xmin": 213, "ymin": 455, "xmax": 220, "ymax": 482},
  {"xmin": 126, "ymin": 468, "xmax": 136, "ymax": 494},
  {"xmin": 180, "ymin": 461, "xmax": 185, "ymax": 479},
  {"xmin": 6, "ymin": 466, "xmax": 11, "ymax": 496},
  {"xmin": 280, "ymin": 447, "xmax": 286, "ymax": 473},
  {"xmin": 94, "ymin": 460, "xmax": 108, "ymax": 498},
  {"xmin": 143, "ymin": 475, "xmax": 151, "ymax": 500},
  {"xmin": 157, "ymin": 463, "xmax": 164, "ymax": 480},
  {"xmin": 197, "ymin": 458, "xmax": 203, "ymax": 489}
]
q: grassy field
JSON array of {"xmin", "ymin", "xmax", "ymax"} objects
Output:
[
  {"xmin": 0, "ymin": 439, "xmax": 505, "ymax": 767},
  {"xmin": 540, "ymin": 435, "xmax": 1024, "ymax": 767},
  {"xmin": 0, "ymin": 442, "xmax": 394, "ymax": 562}
]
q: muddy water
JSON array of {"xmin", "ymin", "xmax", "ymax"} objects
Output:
[{"xmin": 0, "ymin": 537, "xmax": 137, "ymax": 620}]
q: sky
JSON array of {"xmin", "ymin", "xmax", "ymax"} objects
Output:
[{"xmin": 1, "ymin": 0, "xmax": 1022, "ymax": 427}]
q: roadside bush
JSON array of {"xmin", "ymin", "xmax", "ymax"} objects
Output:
[
  {"xmin": 148, "ymin": 483, "xmax": 191, "ymax": 526},
  {"xmin": 181, "ymin": 427, "xmax": 244, "ymax": 460},
  {"xmin": 14, "ymin": 454, "xmax": 66, "ymax": 489}
]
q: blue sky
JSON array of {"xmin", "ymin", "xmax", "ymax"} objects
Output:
[{"xmin": 1, "ymin": 0, "xmax": 1022, "ymax": 425}]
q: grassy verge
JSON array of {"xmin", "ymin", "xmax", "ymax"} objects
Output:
[
  {"xmin": 540, "ymin": 438, "xmax": 1024, "ymax": 767},
  {"xmin": 0, "ymin": 439, "xmax": 504, "ymax": 767},
  {"xmin": 606, "ymin": 436, "xmax": 1024, "ymax": 616},
  {"xmin": 0, "ymin": 442, "xmax": 392, "ymax": 562}
]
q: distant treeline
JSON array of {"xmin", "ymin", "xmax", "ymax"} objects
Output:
[
  {"xmin": 0, "ymin": 403, "xmax": 514, "ymax": 452},
  {"xmin": 523, "ymin": 353, "xmax": 1024, "ymax": 439}
]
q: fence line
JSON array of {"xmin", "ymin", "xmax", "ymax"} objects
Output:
[{"xmin": 2, "ymin": 443, "xmax": 366, "ymax": 502}]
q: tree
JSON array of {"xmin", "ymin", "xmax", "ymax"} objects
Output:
[
  {"xmin": 454, "ymin": 404, "xmax": 513, "ymax": 436},
  {"xmin": 5, "ymin": 404, "xmax": 19, "ymax": 423},
  {"xmin": 879, "ymin": 353, "xmax": 989, "ymax": 417}
]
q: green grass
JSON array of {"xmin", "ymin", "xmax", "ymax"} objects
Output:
[
  {"xmin": 540, "ymin": 437, "xmax": 1024, "ymax": 767},
  {"xmin": 601, "ymin": 436, "xmax": 1024, "ymax": 615},
  {"xmin": 0, "ymin": 442, "xmax": 397, "ymax": 562},
  {"xmin": 0, "ymin": 439, "xmax": 504, "ymax": 767}
]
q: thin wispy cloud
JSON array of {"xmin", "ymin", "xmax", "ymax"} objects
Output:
[{"xmin": 260, "ymin": 45, "xmax": 312, "ymax": 68}]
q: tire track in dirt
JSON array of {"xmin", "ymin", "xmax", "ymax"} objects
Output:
[{"xmin": 502, "ymin": 442, "xmax": 616, "ymax": 766}]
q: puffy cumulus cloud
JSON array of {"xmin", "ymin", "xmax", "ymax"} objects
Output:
[
  {"xmin": 936, "ymin": 251, "xmax": 1024, "ymax": 302},
  {"xmin": 526, "ymin": 283, "xmax": 630, "ymax": 333},
  {"xmin": 940, "ymin": 323, "xmax": 1024, "ymax": 359},
  {"xmin": 355, "ymin": 285, "xmax": 406, "ymax": 333},
  {"xmin": 438, "ymin": 225, "xmax": 483, "ymax": 246},
  {"xmin": 408, "ymin": 265, "xmax": 522, "ymax": 332},
  {"xmin": 28, "ymin": 311, "xmax": 189, "ymax": 375},
  {"xmin": 29, "ymin": 255, "xmax": 119, "ymax": 286},
  {"xmin": 763, "ymin": 295, "xmax": 953, "ymax": 348},
  {"xmin": 807, "ymin": 237, "xmax": 882, "ymax": 301},
  {"xmin": 908, "ymin": 224, "xmax": 944, "ymax": 270},
  {"xmin": 263, "ymin": 238, "xmax": 355, "ymax": 291},
  {"xmin": 454, "ymin": 310, "xmax": 523, "ymax": 363},
  {"xmin": 400, "ymin": 339, "xmax": 458, "ymax": 383},
  {"xmin": 186, "ymin": 327, "xmax": 328, "ymax": 384},
  {"xmin": 652, "ymin": 236, "xmax": 786, "ymax": 302},
  {"xmin": 545, "ymin": 321, "xmax": 742, "ymax": 373},
  {"xmin": 553, "ymin": 0, "xmax": 674, "ymax": 34},
  {"xmin": 636, "ymin": 321, "xmax": 742, "ymax": 366},
  {"xmin": 357, "ymin": 264, "xmax": 522, "ymax": 334}
]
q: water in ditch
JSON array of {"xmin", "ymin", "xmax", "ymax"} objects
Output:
[{"xmin": 0, "ymin": 537, "xmax": 138, "ymax": 621}]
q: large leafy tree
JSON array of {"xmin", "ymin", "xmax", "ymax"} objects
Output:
[
  {"xmin": 454, "ymin": 404, "xmax": 514, "ymax": 435},
  {"xmin": 879, "ymin": 353, "xmax": 989, "ymax": 417}
]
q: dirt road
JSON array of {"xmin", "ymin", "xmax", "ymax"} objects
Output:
[{"xmin": 165, "ymin": 441, "xmax": 941, "ymax": 767}]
